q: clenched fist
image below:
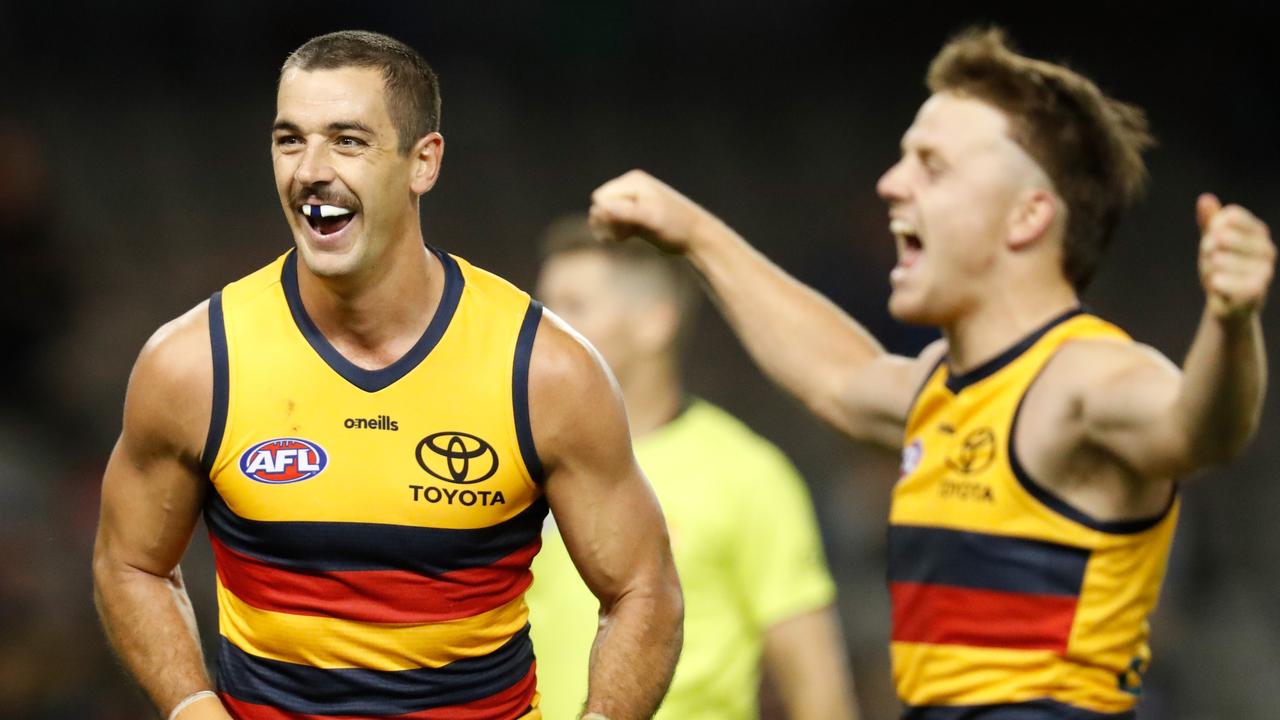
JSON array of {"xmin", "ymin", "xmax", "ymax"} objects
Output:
[
  {"xmin": 588, "ymin": 170, "xmax": 715, "ymax": 254},
  {"xmin": 1197, "ymin": 193, "xmax": 1275, "ymax": 320}
]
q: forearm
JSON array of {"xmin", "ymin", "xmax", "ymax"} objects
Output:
[
  {"xmin": 764, "ymin": 606, "xmax": 860, "ymax": 720},
  {"xmin": 685, "ymin": 216, "xmax": 885, "ymax": 426},
  {"xmin": 1175, "ymin": 308, "xmax": 1267, "ymax": 464},
  {"xmin": 583, "ymin": 585, "xmax": 683, "ymax": 720},
  {"xmin": 93, "ymin": 559, "xmax": 223, "ymax": 717}
]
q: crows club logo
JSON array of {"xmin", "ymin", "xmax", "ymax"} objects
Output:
[
  {"xmin": 946, "ymin": 427, "xmax": 997, "ymax": 475},
  {"xmin": 240, "ymin": 438, "xmax": 328, "ymax": 484},
  {"xmin": 416, "ymin": 431, "xmax": 499, "ymax": 484}
]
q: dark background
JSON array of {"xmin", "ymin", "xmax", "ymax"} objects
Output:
[{"xmin": 1, "ymin": 2, "xmax": 1277, "ymax": 718}]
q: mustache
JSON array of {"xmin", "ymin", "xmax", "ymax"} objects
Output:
[{"xmin": 291, "ymin": 184, "xmax": 361, "ymax": 212}]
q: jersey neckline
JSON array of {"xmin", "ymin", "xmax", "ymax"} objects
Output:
[
  {"xmin": 280, "ymin": 246, "xmax": 465, "ymax": 393},
  {"xmin": 944, "ymin": 307, "xmax": 1085, "ymax": 394}
]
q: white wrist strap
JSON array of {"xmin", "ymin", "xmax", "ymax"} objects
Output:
[
  {"xmin": 168, "ymin": 690, "xmax": 218, "ymax": 720},
  {"xmin": 580, "ymin": 714, "xmax": 612, "ymax": 720}
]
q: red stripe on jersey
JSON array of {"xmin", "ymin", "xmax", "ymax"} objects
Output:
[
  {"xmin": 212, "ymin": 533, "xmax": 540, "ymax": 623},
  {"xmin": 890, "ymin": 581, "xmax": 1078, "ymax": 653},
  {"xmin": 219, "ymin": 661, "xmax": 538, "ymax": 720}
]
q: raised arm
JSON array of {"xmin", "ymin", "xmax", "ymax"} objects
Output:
[
  {"xmin": 589, "ymin": 170, "xmax": 935, "ymax": 448},
  {"xmin": 91, "ymin": 303, "xmax": 233, "ymax": 720},
  {"xmin": 529, "ymin": 310, "xmax": 683, "ymax": 720},
  {"xmin": 1080, "ymin": 195, "xmax": 1272, "ymax": 478}
]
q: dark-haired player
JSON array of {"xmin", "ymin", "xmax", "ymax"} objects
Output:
[{"xmin": 93, "ymin": 30, "xmax": 682, "ymax": 720}]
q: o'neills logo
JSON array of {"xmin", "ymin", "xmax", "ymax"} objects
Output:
[{"xmin": 344, "ymin": 415, "xmax": 399, "ymax": 431}]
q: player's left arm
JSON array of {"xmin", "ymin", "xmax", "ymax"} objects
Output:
[
  {"xmin": 528, "ymin": 309, "xmax": 683, "ymax": 720},
  {"xmin": 1081, "ymin": 194, "xmax": 1273, "ymax": 478}
]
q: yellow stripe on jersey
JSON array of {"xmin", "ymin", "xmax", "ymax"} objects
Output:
[
  {"xmin": 890, "ymin": 309, "xmax": 1179, "ymax": 715},
  {"xmin": 218, "ymin": 580, "xmax": 530, "ymax": 671}
]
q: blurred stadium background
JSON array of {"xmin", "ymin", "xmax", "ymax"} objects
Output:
[{"xmin": 1, "ymin": 2, "xmax": 1277, "ymax": 718}]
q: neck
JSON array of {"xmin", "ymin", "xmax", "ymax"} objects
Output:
[
  {"xmin": 295, "ymin": 234, "xmax": 441, "ymax": 370},
  {"xmin": 616, "ymin": 354, "xmax": 685, "ymax": 439},
  {"xmin": 942, "ymin": 278, "xmax": 1079, "ymax": 375}
]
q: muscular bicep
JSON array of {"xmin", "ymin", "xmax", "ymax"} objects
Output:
[
  {"xmin": 528, "ymin": 312, "xmax": 677, "ymax": 609},
  {"xmin": 839, "ymin": 340, "xmax": 946, "ymax": 448},
  {"xmin": 95, "ymin": 305, "xmax": 214, "ymax": 579},
  {"xmin": 1076, "ymin": 342, "xmax": 1190, "ymax": 479}
]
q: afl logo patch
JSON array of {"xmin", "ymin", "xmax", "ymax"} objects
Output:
[
  {"xmin": 900, "ymin": 437, "xmax": 924, "ymax": 477},
  {"xmin": 416, "ymin": 432, "xmax": 498, "ymax": 485},
  {"xmin": 240, "ymin": 438, "xmax": 328, "ymax": 484}
]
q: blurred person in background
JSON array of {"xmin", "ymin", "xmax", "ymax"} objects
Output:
[
  {"xmin": 526, "ymin": 217, "xmax": 859, "ymax": 720},
  {"xmin": 589, "ymin": 27, "xmax": 1274, "ymax": 720},
  {"xmin": 91, "ymin": 30, "xmax": 681, "ymax": 720}
]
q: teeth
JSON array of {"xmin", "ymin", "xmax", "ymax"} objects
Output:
[
  {"xmin": 300, "ymin": 204, "xmax": 353, "ymax": 219},
  {"xmin": 890, "ymin": 219, "xmax": 917, "ymax": 237}
]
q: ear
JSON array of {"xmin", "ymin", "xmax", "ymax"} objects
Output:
[
  {"xmin": 1007, "ymin": 187, "xmax": 1058, "ymax": 250},
  {"xmin": 409, "ymin": 132, "xmax": 445, "ymax": 195}
]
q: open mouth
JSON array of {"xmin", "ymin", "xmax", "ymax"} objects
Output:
[
  {"xmin": 300, "ymin": 204, "xmax": 356, "ymax": 236},
  {"xmin": 891, "ymin": 218, "xmax": 924, "ymax": 268}
]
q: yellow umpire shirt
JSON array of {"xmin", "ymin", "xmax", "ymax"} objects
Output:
[
  {"xmin": 526, "ymin": 399, "xmax": 837, "ymax": 719},
  {"xmin": 202, "ymin": 248, "xmax": 547, "ymax": 719}
]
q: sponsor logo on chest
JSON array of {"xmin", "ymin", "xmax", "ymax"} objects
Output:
[{"xmin": 901, "ymin": 425, "xmax": 999, "ymax": 503}]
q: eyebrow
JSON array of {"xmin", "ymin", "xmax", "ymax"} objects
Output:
[{"xmin": 271, "ymin": 120, "xmax": 376, "ymax": 135}]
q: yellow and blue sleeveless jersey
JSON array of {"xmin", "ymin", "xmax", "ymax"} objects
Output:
[
  {"xmin": 200, "ymin": 248, "xmax": 547, "ymax": 719},
  {"xmin": 527, "ymin": 399, "xmax": 836, "ymax": 719},
  {"xmin": 891, "ymin": 309, "xmax": 1179, "ymax": 719}
]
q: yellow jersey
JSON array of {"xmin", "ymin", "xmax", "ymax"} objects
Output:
[
  {"xmin": 527, "ymin": 399, "xmax": 836, "ymax": 719},
  {"xmin": 891, "ymin": 309, "xmax": 1179, "ymax": 719},
  {"xmin": 201, "ymin": 248, "xmax": 546, "ymax": 719}
]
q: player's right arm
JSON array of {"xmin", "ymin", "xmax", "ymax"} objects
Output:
[
  {"xmin": 92, "ymin": 302, "xmax": 233, "ymax": 720},
  {"xmin": 589, "ymin": 170, "xmax": 939, "ymax": 448}
]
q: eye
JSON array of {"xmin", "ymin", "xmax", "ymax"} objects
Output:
[
  {"xmin": 336, "ymin": 135, "xmax": 367, "ymax": 149},
  {"xmin": 274, "ymin": 134, "xmax": 303, "ymax": 149}
]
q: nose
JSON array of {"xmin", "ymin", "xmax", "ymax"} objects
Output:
[
  {"xmin": 295, "ymin": 142, "xmax": 336, "ymax": 187},
  {"xmin": 876, "ymin": 159, "xmax": 909, "ymax": 203}
]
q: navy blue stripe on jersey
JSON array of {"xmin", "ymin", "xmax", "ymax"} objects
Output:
[
  {"xmin": 888, "ymin": 525, "xmax": 1089, "ymax": 597},
  {"xmin": 902, "ymin": 699, "xmax": 1135, "ymax": 719},
  {"xmin": 204, "ymin": 490, "xmax": 548, "ymax": 574},
  {"xmin": 201, "ymin": 291, "xmax": 229, "ymax": 478},
  {"xmin": 216, "ymin": 625, "xmax": 534, "ymax": 715},
  {"xmin": 279, "ymin": 247, "xmax": 464, "ymax": 393},
  {"xmin": 944, "ymin": 308, "xmax": 1084, "ymax": 394},
  {"xmin": 512, "ymin": 300, "xmax": 545, "ymax": 484}
]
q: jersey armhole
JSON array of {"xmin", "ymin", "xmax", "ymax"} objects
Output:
[
  {"xmin": 200, "ymin": 291, "xmax": 229, "ymax": 479},
  {"xmin": 512, "ymin": 299, "xmax": 546, "ymax": 485},
  {"xmin": 1008, "ymin": 350, "xmax": 1178, "ymax": 535}
]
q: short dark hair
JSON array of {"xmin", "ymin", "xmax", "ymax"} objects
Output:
[
  {"xmin": 927, "ymin": 27, "xmax": 1155, "ymax": 291},
  {"xmin": 283, "ymin": 30, "xmax": 441, "ymax": 155},
  {"xmin": 540, "ymin": 215, "xmax": 701, "ymax": 349}
]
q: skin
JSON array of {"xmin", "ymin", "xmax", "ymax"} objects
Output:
[
  {"xmin": 587, "ymin": 90, "xmax": 1273, "ymax": 526},
  {"xmin": 93, "ymin": 65, "xmax": 682, "ymax": 720},
  {"xmin": 538, "ymin": 248, "xmax": 860, "ymax": 719}
]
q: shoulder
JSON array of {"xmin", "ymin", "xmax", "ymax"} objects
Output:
[
  {"xmin": 681, "ymin": 401, "xmax": 792, "ymax": 468},
  {"xmin": 124, "ymin": 301, "xmax": 214, "ymax": 461},
  {"xmin": 1046, "ymin": 336, "xmax": 1179, "ymax": 391},
  {"xmin": 527, "ymin": 308, "xmax": 629, "ymax": 467}
]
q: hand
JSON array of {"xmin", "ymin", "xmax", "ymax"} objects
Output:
[
  {"xmin": 588, "ymin": 170, "xmax": 712, "ymax": 254},
  {"xmin": 1197, "ymin": 193, "xmax": 1275, "ymax": 320}
]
